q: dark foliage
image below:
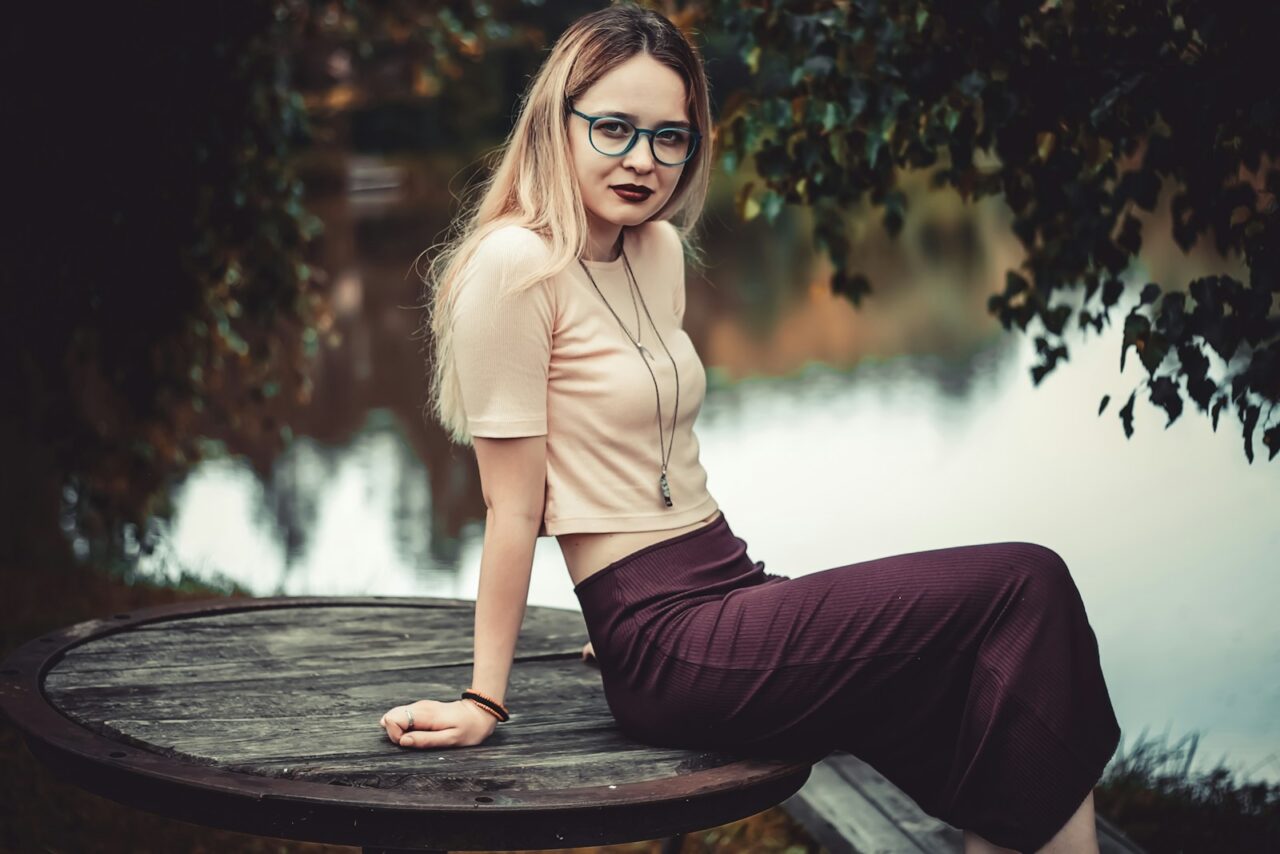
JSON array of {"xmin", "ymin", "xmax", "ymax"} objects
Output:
[
  {"xmin": 0, "ymin": 1, "xmax": 523, "ymax": 568},
  {"xmin": 1097, "ymin": 729, "xmax": 1280, "ymax": 852},
  {"xmin": 705, "ymin": 0, "xmax": 1279, "ymax": 461},
  {"xmin": 3, "ymin": 4, "xmax": 323, "ymax": 565}
]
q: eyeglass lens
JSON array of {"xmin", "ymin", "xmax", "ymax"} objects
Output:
[{"xmin": 590, "ymin": 118, "xmax": 694, "ymax": 164}]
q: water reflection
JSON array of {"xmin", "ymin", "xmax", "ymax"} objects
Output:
[{"xmin": 137, "ymin": 152, "xmax": 1277, "ymax": 787}]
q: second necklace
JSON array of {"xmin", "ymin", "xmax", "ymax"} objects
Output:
[{"xmin": 577, "ymin": 231, "xmax": 681, "ymax": 508}]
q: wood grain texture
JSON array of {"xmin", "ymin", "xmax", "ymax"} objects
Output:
[
  {"xmin": 780, "ymin": 750, "xmax": 1145, "ymax": 853},
  {"xmin": 3, "ymin": 597, "xmax": 814, "ymax": 850}
]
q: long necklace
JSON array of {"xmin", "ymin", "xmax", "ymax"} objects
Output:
[{"xmin": 577, "ymin": 231, "xmax": 681, "ymax": 507}]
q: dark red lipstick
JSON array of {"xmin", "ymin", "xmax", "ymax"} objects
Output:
[{"xmin": 611, "ymin": 184, "xmax": 653, "ymax": 202}]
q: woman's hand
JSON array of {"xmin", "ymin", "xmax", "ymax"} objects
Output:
[
  {"xmin": 380, "ymin": 699, "xmax": 497, "ymax": 749},
  {"xmin": 582, "ymin": 640, "xmax": 596, "ymax": 662}
]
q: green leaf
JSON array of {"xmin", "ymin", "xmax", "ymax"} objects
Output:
[
  {"xmin": 1211, "ymin": 395, "xmax": 1226, "ymax": 431},
  {"xmin": 1148, "ymin": 375, "xmax": 1183, "ymax": 427},
  {"xmin": 1116, "ymin": 214, "xmax": 1142, "ymax": 255},
  {"xmin": 833, "ymin": 269, "xmax": 872, "ymax": 306},
  {"xmin": 1042, "ymin": 305, "xmax": 1071, "ymax": 335},
  {"xmin": 1242, "ymin": 402, "xmax": 1260, "ymax": 463},
  {"xmin": 1119, "ymin": 390, "xmax": 1137, "ymax": 438},
  {"xmin": 822, "ymin": 101, "xmax": 842, "ymax": 132},
  {"xmin": 762, "ymin": 190, "xmax": 785, "ymax": 223},
  {"xmin": 1139, "ymin": 330, "xmax": 1170, "ymax": 375},
  {"xmin": 1101, "ymin": 277, "xmax": 1124, "ymax": 308},
  {"xmin": 943, "ymin": 105, "xmax": 959, "ymax": 133},
  {"xmin": 865, "ymin": 131, "xmax": 885, "ymax": 168},
  {"xmin": 1121, "ymin": 312, "xmax": 1150, "ymax": 372}
]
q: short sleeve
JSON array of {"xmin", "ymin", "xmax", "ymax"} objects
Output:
[{"xmin": 451, "ymin": 227, "xmax": 555, "ymax": 438}]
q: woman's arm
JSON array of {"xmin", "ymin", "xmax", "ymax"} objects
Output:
[
  {"xmin": 469, "ymin": 433, "xmax": 548, "ymax": 706},
  {"xmin": 380, "ymin": 433, "xmax": 546, "ymax": 749},
  {"xmin": 383, "ymin": 226, "xmax": 554, "ymax": 748}
]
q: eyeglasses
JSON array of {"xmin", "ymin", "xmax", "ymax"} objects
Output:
[{"xmin": 567, "ymin": 100, "xmax": 700, "ymax": 167}]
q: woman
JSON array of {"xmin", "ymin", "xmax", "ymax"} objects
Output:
[{"xmin": 382, "ymin": 3, "xmax": 1122, "ymax": 852}]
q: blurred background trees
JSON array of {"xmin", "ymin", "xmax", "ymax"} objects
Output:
[
  {"xmin": 708, "ymin": 0, "xmax": 1278, "ymax": 461},
  {"xmin": 2, "ymin": 1, "xmax": 538, "ymax": 570},
  {"xmin": 4, "ymin": 0, "xmax": 1276, "ymax": 576}
]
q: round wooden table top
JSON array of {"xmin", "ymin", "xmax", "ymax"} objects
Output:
[{"xmin": 0, "ymin": 596, "xmax": 816, "ymax": 851}]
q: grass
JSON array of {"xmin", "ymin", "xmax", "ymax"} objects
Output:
[
  {"xmin": 1094, "ymin": 728, "xmax": 1280, "ymax": 852},
  {"xmin": 3, "ymin": 552, "xmax": 1276, "ymax": 852}
]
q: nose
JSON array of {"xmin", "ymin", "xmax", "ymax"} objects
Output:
[{"xmin": 621, "ymin": 138, "xmax": 655, "ymax": 173}]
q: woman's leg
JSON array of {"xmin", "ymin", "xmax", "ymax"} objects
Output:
[
  {"xmin": 965, "ymin": 789, "xmax": 1099, "ymax": 853},
  {"xmin": 646, "ymin": 539, "xmax": 1121, "ymax": 852}
]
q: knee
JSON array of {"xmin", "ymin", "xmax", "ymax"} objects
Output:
[{"xmin": 1003, "ymin": 542, "xmax": 1074, "ymax": 598}]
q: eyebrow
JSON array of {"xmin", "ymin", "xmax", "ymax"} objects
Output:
[{"xmin": 596, "ymin": 109, "xmax": 692, "ymax": 130}]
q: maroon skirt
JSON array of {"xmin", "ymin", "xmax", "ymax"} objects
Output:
[{"xmin": 573, "ymin": 510, "xmax": 1121, "ymax": 852}]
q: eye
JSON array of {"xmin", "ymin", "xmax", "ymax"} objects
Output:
[
  {"xmin": 595, "ymin": 120, "xmax": 632, "ymax": 137},
  {"xmin": 655, "ymin": 129, "xmax": 690, "ymax": 145}
]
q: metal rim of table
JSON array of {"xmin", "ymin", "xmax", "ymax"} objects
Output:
[{"xmin": 0, "ymin": 596, "xmax": 815, "ymax": 850}]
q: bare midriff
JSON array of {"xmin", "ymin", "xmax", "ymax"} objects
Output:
[{"xmin": 558, "ymin": 508, "xmax": 723, "ymax": 589}]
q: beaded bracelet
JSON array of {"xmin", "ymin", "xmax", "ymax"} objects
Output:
[
  {"xmin": 466, "ymin": 698, "xmax": 504, "ymax": 722},
  {"xmin": 462, "ymin": 688, "xmax": 510, "ymax": 722}
]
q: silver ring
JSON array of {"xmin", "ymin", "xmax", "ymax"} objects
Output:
[{"xmin": 404, "ymin": 706, "xmax": 414, "ymax": 730}]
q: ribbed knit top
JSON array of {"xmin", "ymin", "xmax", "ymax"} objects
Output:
[{"xmin": 450, "ymin": 218, "xmax": 718, "ymax": 536}]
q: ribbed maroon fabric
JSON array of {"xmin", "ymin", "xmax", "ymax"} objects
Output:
[{"xmin": 573, "ymin": 511, "xmax": 1121, "ymax": 852}]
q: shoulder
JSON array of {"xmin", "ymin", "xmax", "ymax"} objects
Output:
[
  {"xmin": 454, "ymin": 225, "xmax": 559, "ymax": 324},
  {"xmin": 474, "ymin": 224, "xmax": 554, "ymax": 271}
]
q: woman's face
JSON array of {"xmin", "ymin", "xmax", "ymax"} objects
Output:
[{"xmin": 568, "ymin": 53, "xmax": 691, "ymax": 247}]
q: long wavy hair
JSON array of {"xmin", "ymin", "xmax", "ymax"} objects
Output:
[{"xmin": 416, "ymin": 0, "xmax": 714, "ymax": 446}]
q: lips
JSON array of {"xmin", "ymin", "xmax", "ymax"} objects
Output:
[{"xmin": 611, "ymin": 184, "xmax": 653, "ymax": 202}]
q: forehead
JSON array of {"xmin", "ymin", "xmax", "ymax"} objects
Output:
[{"xmin": 577, "ymin": 53, "xmax": 688, "ymax": 122}]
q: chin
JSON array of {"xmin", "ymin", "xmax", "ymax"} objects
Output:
[{"xmin": 613, "ymin": 199, "xmax": 656, "ymax": 216}]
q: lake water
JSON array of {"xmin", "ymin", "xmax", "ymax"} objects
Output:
[{"xmin": 133, "ymin": 153, "xmax": 1279, "ymax": 786}]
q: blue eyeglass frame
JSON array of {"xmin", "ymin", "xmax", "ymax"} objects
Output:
[{"xmin": 566, "ymin": 100, "xmax": 701, "ymax": 166}]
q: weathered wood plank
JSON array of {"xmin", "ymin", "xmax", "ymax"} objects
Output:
[
  {"xmin": 781, "ymin": 750, "xmax": 1145, "ymax": 853},
  {"xmin": 4, "ymin": 598, "xmax": 816, "ymax": 850},
  {"xmin": 780, "ymin": 758, "xmax": 928, "ymax": 853},
  {"xmin": 39, "ymin": 604, "xmax": 760, "ymax": 792},
  {"xmin": 828, "ymin": 752, "xmax": 961, "ymax": 850},
  {"xmin": 1097, "ymin": 814, "xmax": 1147, "ymax": 854},
  {"xmin": 43, "ymin": 604, "xmax": 586, "ymax": 689}
]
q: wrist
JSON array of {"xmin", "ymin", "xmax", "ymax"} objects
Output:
[
  {"xmin": 461, "ymin": 688, "xmax": 510, "ymax": 723},
  {"xmin": 463, "ymin": 697, "xmax": 502, "ymax": 726}
]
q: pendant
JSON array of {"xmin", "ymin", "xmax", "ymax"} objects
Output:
[
  {"xmin": 639, "ymin": 343, "xmax": 656, "ymax": 361},
  {"xmin": 659, "ymin": 471, "xmax": 672, "ymax": 507}
]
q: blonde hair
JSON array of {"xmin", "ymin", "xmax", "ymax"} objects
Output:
[{"xmin": 416, "ymin": 0, "xmax": 715, "ymax": 446}]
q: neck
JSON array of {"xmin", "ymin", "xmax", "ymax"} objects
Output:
[{"xmin": 585, "ymin": 216, "xmax": 624, "ymax": 262}]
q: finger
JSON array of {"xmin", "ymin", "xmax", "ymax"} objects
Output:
[
  {"xmin": 399, "ymin": 728, "xmax": 459, "ymax": 749},
  {"xmin": 383, "ymin": 708, "xmax": 408, "ymax": 741},
  {"xmin": 394, "ymin": 704, "xmax": 417, "ymax": 731}
]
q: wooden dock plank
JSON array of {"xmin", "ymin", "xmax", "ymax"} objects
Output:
[{"xmin": 781, "ymin": 750, "xmax": 1145, "ymax": 853}]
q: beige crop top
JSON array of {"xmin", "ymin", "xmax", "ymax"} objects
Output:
[{"xmin": 450, "ymin": 218, "xmax": 719, "ymax": 536}]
